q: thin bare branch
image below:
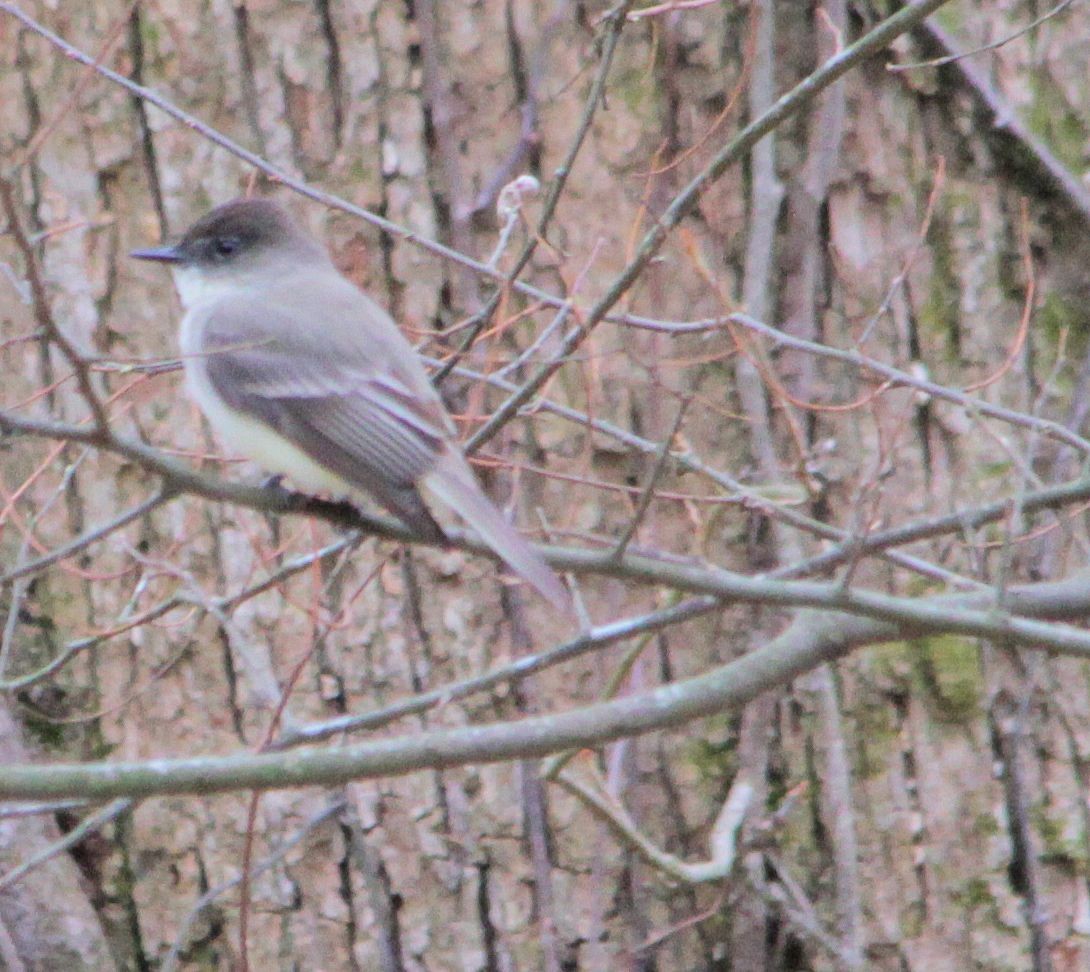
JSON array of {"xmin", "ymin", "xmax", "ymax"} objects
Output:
[
  {"xmin": 891, "ymin": 0, "xmax": 1078, "ymax": 72},
  {"xmin": 436, "ymin": 1, "xmax": 633, "ymax": 379},
  {"xmin": 272, "ymin": 595, "xmax": 720, "ymax": 749},
  {"xmin": 0, "ymin": 798, "xmax": 132, "ymax": 894},
  {"xmin": 465, "ymin": 0, "xmax": 957, "ymax": 452},
  {"xmin": 160, "ymin": 798, "xmax": 346, "ymax": 972},
  {"xmin": 555, "ymin": 765, "xmax": 752, "ymax": 882},
  {"xmin": 0, "ymin": 176, "xmax": 109, "ymax": 429},
  {"xmin": 0, "ymin": 488, "xmax": 173, "ymax": 586},
  {"xmin": 609, "ymin": 399, "xmax": 689, "ymax": 562}
]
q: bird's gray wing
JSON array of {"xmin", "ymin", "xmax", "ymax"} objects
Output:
[{"xmin": 195, "ymin": 295, "xmax": 451, "ymax": 539}]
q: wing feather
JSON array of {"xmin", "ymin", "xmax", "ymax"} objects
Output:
[{"xmin": 190, "ymin": 289, "xmax": 448, "ymax": 534}]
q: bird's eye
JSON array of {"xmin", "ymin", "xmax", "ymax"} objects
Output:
[{"xmin": 214, "ymin": 237, "xmax": 240, "ymax": 258}]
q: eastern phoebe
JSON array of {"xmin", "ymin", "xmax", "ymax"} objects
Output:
[{"xmin": 132, "ymin": 198, "xmax": 566, "ymax": 607}]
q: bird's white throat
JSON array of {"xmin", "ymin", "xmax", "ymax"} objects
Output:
[{"xmin": 171, "ymin": 265, "xmax": 248, "ymax": 311}]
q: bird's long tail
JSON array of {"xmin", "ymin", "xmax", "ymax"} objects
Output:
[{"xmin": 423, "ymin": 453, "xmax": 568, "ymax": 609}]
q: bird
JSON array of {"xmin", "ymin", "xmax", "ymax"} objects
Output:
[{"xmin": 131, "ymin": 198, "xmax": 567, "ymax": 607}]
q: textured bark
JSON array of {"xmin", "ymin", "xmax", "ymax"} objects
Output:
[
  {"xmin": 0, "ymin": 703, "xmax": 115, "ymax": 970},
  {"xmin": 3, "ymin": 2, "xmax": 1090, "ymax": 970}
]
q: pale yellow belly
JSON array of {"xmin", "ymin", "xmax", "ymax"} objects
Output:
[{"xmin": 185, "ymin": 362, "xmax": 352, "ymax": 498}]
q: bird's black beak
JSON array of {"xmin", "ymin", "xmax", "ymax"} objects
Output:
[{"xmin": 130, "ymin": 244, "xmax": 184, "ymax": 264}]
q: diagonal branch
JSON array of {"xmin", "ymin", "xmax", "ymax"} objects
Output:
[
  {"xmin": 273, "ymin": 595, "xmax": 720, "ymax": 748},
  {"xmin": 0, "ymin": 488, "xmax": 173, "ymax": 586},
  {"xmin": 0, "ymin": 798, "xmax": 132, "ymax": 893},
  {"xmin": 436, "ymin": 1, "xmax": 633, "ymax": 379},
  {"xmin": 464, "ymin": 0, "xmax": 957, "ymax": 452},
  {"xmin": 609, "ymin": 399, "xmax": 689, "ymax": 562},
  {"xmin": 0, "ymin": 176, "xmax": 110, "ymax": 429}
]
